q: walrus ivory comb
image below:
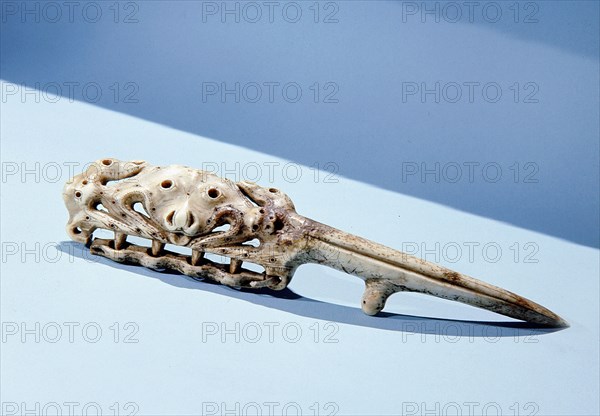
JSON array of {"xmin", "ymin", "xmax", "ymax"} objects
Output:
[{"xmin": 63, "ymin": 158, "xmax": 567, "ymax": 327}]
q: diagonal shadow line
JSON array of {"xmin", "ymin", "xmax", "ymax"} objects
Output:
[
  {"xmin": 57, "ymin": 241, "xmax": 565, "ymax": 338},
  {"xmin": 1, "ymin": 74, "xmax": 597, "ymax": 248}
]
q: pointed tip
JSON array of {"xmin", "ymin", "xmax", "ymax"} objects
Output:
[
  {"xmin": 530, "ymin": 308, "xmax": 569, "ymax": 328},
  {"xmin": 551, "ymin": 316, "xmax": 570, "ymax": 328}
]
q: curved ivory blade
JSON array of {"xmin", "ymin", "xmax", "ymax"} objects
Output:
[
  {"xmin": 303, "ymin": 220, "xmax": 568, "ymax": 327},
  {"xmin": 63, "ymin": 158, "xmax": 567, "ymax": 327}
]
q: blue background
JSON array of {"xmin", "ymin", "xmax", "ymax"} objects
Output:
[
  {"xmin": 1, "ymin": 1, "xmax": 599, "ymax": 415},
  {"xmin": 1, "ymin": 0, "xmax": 599, "ymax": 247}
]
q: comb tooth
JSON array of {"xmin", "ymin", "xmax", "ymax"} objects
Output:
[
  {"xmin": 114, "ymin": 232, "xmax": 127, "ymax": 250},
  {"xmin": 191, "ymin": 250, "xmax": 204, "ymax": 266},
  {"xmin": 229, "ymin": 259, "xmax": 242, "ymax": 274},
  {"xmin": 151, "ymin": 240, "xmax": 164, "ymax": 256}
]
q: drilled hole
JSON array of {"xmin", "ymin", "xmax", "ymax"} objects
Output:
[
  {"xmin": 269, "ymin": 188, "xmax": 278, "ymax": 193},
  {"xmin": 161, "ymin": 180, "xmax": 173, "ymax": 189},
  {"xmin": 102, "ymin": 159, "xmax": 112, "ymax": 166},
  {"xmin": 75, "ymin": 191, "xmax": 82, "ymax": 198},
  {"xmin": 82, "ymin": 180, "xmax": 88, "ymax": 185},
  {"xmin": 273, "ymin": 218, "xmax": 284, "ymax": 232},
  {"xmin": 207, "ymin": 188, "xmax": 220, "ymax": 198}
]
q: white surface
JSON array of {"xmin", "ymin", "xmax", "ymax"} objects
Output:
[{"xmin": 1, "ymin": 81, "xmax": 598, "ymax": 415}]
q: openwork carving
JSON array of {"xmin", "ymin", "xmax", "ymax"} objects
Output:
[{"xmin": 63, "ymin": 158, "xmax": 567, "ymax": 327}]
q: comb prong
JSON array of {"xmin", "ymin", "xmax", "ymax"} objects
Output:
[
  {"xmin": 114, "ymin": 232, "xmax": 127, "ymax": 250},
  {"xmin": 229, "ymin": 259, "xmax": 242, "ymax": 274},
  {"xmin": 191, "ymin": 250, "xmax": 204, "ymax": 266},
  {"xmin": 151, "ymin": 240, "xmax": 164, "ymax": 256}
]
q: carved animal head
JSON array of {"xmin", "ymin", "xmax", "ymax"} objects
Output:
[{"xmin": 63, "ymin": 158, "xmax": 305, "ymax": 290}]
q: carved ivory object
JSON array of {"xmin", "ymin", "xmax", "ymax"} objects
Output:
[{"xmin": 63, "ymin": 158, "xmax": 567, "ymax": 327}]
